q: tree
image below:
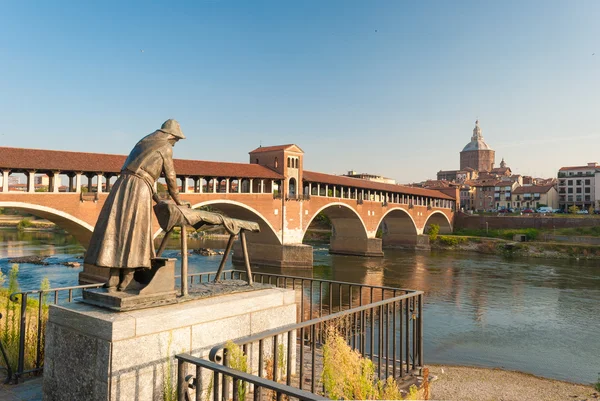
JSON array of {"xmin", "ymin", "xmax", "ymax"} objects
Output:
[
  {"xmin": 156, "ymin": 182, "xmax": 167, "ymax": 193},
  {"xmin": 568, "ymin": 205, "xmax": 579, "ymax": 214}
]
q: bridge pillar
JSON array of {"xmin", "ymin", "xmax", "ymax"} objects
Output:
[
  {"xmin": 2, "ymin": 170, "xmax": 9, "ymax": 192},
  {"xmin": 51, "ymin": 172, "xmax": 60, "ymax": 193},
  {"xmin": 329, "ymin": 236, "xmax": 383, "ymax": 257},
  {"xmin": 382, "ymin": 233, "xmax": 431, "ymax": 250},
  {"xmin": 75, "ymin": 172, "xmax": 82, "ymax": 193},
  {"xmin": 27, "ymin": 171, "xmax": 35, "ymax": 192},
  {"xmin": 232, "ymin": 243, "xmax": 313, "ymax": 268}
]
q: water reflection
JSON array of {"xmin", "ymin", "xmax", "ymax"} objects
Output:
[{"xmin": 0, "ymin": 229, "xmax": 598, "ymax": 384}]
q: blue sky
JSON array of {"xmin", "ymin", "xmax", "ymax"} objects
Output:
[{"xmin": 1, "ymin": 1, "xmax": 599, "ymax": 182}]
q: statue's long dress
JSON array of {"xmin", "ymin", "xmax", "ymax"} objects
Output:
[
  {"xmin": 84, "ymin": 132, "xmax": 176, "ymax": 269},
  {"xmin": 84, "ymin": 173, "xmax": 155, "ymax": 268}
]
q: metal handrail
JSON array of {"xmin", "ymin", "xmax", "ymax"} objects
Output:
[
  {"xmin": 176, "ymin": 354, "xmax": 327, "ymax": 401},
  {"xmin": 208, "ymin": 290, "xmax": 422, "ymax": 362},
  {"xmin": 205, "ymin": 289, "xmax": 424, "ymax": 396}
]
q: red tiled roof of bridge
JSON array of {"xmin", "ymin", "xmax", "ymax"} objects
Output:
[
  {"xmin": 248, "ymin": 144, "xmax": 304, "ymax": 154},
  {"xmin": 303, "ymin": 170, "xmax": 455, "ymax": 200},
  {"xmin": 0, "ymin": 147, "xmax": 283, "ymax": 179}
]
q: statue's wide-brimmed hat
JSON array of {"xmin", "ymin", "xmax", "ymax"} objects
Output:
[{"xmin": 159, "ymin": 119, "xmax": 186, "ymax": 139}]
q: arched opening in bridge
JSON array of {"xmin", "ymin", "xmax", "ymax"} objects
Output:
[
  {"xmin": 303, "ymin": 203, "xmax": 379, "ymax": 257},
  {"xmin": 423, "ymin": 211, "xmax": 452, "ymax": 234},
  {"xmin": 0, "ymin": 202, "xmax": 94, "ymax": 248},
  {"xmin": 288, "ymin": 178, "xmax": 296, "ymax": 197},
  {"xmin": 378, "ymin": 208, "xmax": 419, "ymax": 248}
]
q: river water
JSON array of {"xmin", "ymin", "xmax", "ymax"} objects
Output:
[{"xmin": 0, "ymin": 228, "xmax": 598, "ymax": 384}]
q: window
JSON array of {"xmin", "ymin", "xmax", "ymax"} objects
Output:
[
  {"xmin": 576, "ymin": 188, "xmax": 582, "ymax": 193},
  {"xmin": 255, "ymin": 158, "xmax": 259, "ymax": 164},
  {"xmin": 287, "ymin": 157, "xmax": 291, "ymax": 168},
  {"xmin": 568, "ymin": 180, "xmax": 573, "ymax": 185},
  {"xmin": 585, "ymin": 179, "xmax": 591, "ymax": 185},
  {"xmin": 585, "ymin": 195, "xmax": 591, "ymax": 201},
  {"xmin": 568, "ymin": 195, "xmax": 573, "ymax": 201},
  {"xmin": 585, "ymin": 187, "xmax": 591, "ymax": 193},
  {"xmin": 576, "ymin": 180, "xmax": 581, "ymax": 185},
  {"xmin": 568, "ymin": 188, "xmax": 573, "ymax": 193}
]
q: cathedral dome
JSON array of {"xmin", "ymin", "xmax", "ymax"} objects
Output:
[
  {"xmin": 462, "ymin": 140, "xmax": 492, "ymax": 151},
  {"xmin": 461, "ymin": 120, "xmax": 493, "ymax": 152}
]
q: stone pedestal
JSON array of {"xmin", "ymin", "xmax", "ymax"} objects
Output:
[
  {"xmin": 42, "ymin": 287, "xmax": 296, "ymax": 401},
  {"xmin": 232, "ymin": 242, "xmax": 313, "ymax": 268},
  {"xmin": 329, "ymin": 237, "xmax": 384, "ymax": 257}
]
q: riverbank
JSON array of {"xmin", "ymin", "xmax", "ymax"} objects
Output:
[
  {"xmin": 428, "ymin": 364, "xmax": 598, "ymax": 401},
  {"xmin": 0, "ymin": 216, "xmax": 56, "ymax": 230},
  {"xmin": 431, "ymin": 235, "xmax": 600, "ymax": 260}
]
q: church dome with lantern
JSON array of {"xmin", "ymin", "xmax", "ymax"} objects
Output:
[{"xmin": 460, "ymin": 120, "xmax": 495, "ymax": 171}]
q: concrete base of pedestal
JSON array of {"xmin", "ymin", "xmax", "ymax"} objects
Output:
[{"xmin": 42, "ymin": 287, "xmax": 296, "ymax": 401}]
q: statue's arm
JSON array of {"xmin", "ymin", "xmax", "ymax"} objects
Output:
[{"xmin": 162, "ymin": 148, "xmax": 184, "ymax": 206}]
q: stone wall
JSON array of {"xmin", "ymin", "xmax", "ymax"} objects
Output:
[
  {"xmin": 456, "ymin": 213, "xmax": 600, "ymax": 230},
  {"xmin": 43, "ymin": 288, "xmax": 296, "ymax": 401}
]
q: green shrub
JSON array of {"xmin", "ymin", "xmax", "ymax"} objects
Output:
[
  {"xmin": 17, "ymin": 218, "xmax": 33, "ymax": 231},
  {"xmin": 595, "ymin": 373, "xmax": 600, "ymax": 392},
  {"xmin": 568, "ymin": 205, "xmax": 580, "ymax": 214},
  {"xmin": 438, "ymin": 235, "xmax": 467, "ymax": 246},
  {"xmin": 427, "ymin": 224, "xmax": 440, "ymax": 241},
  {"xmin": 225, "ymin": 340, "xmax": 249, "ymax": 400},
  {"xmin": 1, "ymin": 265, "xmax": 51, "ymax": 373}
]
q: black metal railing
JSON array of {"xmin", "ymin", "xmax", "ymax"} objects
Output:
[
  {"xmin": 5, "ymin": 269, "xmax": 423, "ymax": 393},
  {"xmin": 186, "ymin": 270, "xmax": 417, "ymax": 323},
  {"xmin": 4, "ymin": 282, "xmax": 103, "ymax": 382},
  {"xmin": 176, "ymin": 354, "xmax": 327, "ymax": 401},
  {"xmin": 203, "ymin": 291, "xmax": 423, "ymax": 398}
]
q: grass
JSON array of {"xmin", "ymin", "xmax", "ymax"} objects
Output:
[
  {"xmin": 0, "ymin": 265, "xmax": 50, "ymax": 376},
  {"xmin": 322, "ymin": 326, "xmax": 415, "ymax": 400},
  {"xmin": 452, "ymin": 228, "xmax": 540, "ymax": 241}
]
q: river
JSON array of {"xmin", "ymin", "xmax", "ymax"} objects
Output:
[{"xmin": 0, "ymin": 228, "xmax": 598, "ymax": 384}]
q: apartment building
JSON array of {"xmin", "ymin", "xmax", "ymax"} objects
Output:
[
  {"xmin": 557, "ymin": 162, "xmax": 600, "ymax": 211},
  {"xmin": 511, "ymin": 184, "xmax": 558, "ymax": 210}
]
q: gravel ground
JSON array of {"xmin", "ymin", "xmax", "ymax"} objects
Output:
[{"xmin": 428, "ymin": 365, "xmax": 598, "ymax": 401}]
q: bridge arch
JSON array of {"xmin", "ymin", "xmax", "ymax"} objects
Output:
[
  {"xmin": 304, "ymin": 203, "xmax": 381, "ymax": 256},
  {"xmin": 0, "ymin": 202, "xmax": 94, "ymax": 248},
  {"xmin": 153, "ymin": 200, "xmax": 281, "ymax": 245},
  {"xmin": 304, "ymin": 202, "xmax": 368, "ymax": 241},
  {"xmin": 423, "ymin": 211, "xmax": 453, "ymax": 234},
  {"xmin": 377, "ymin": 207, "xmax": 419, "ymax": 249}
]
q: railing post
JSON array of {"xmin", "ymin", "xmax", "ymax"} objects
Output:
[
  {"xmin": 17, "ymin": 293, "xmax": 28, "ymax": 382},
  {"xmin": 177, "ymin": 358, "xmax": 186, "ymax": 401},
  {"xmin": 418, "ymin": 293, "xmax": 424, "ymax": 371}
]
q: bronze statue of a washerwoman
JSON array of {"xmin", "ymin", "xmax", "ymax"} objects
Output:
[{"xmin": 84, "ymin": 119, "xmax": 189, "ymax": 292}]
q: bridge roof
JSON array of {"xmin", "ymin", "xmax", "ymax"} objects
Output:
[
  {"xmin": 303, "ymin": 170, "xmax": 455, "ymax": 200},
  {"xmin": 0, "ymin": 147, "xmax": 283, "ymax": 179}
]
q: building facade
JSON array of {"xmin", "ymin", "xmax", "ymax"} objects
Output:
[
  {"xmin": 557, "ymin": 162, "xmax": 600, "ymax": 211},
  {"xmin": 511, "ymin": 184, "xmax": 558, "ymax": 210}
]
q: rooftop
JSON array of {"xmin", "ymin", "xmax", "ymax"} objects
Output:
[
  {"xmin": 0, "ymin": 147, "xmax": 283, "ymax": 179},
  {"xmin": 303, "ymin": 170, "xmax": 454, "ymax": 200},
  {"xmin": 513, "ymin": 184, "xmax": 555, "ymax": 194}
]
